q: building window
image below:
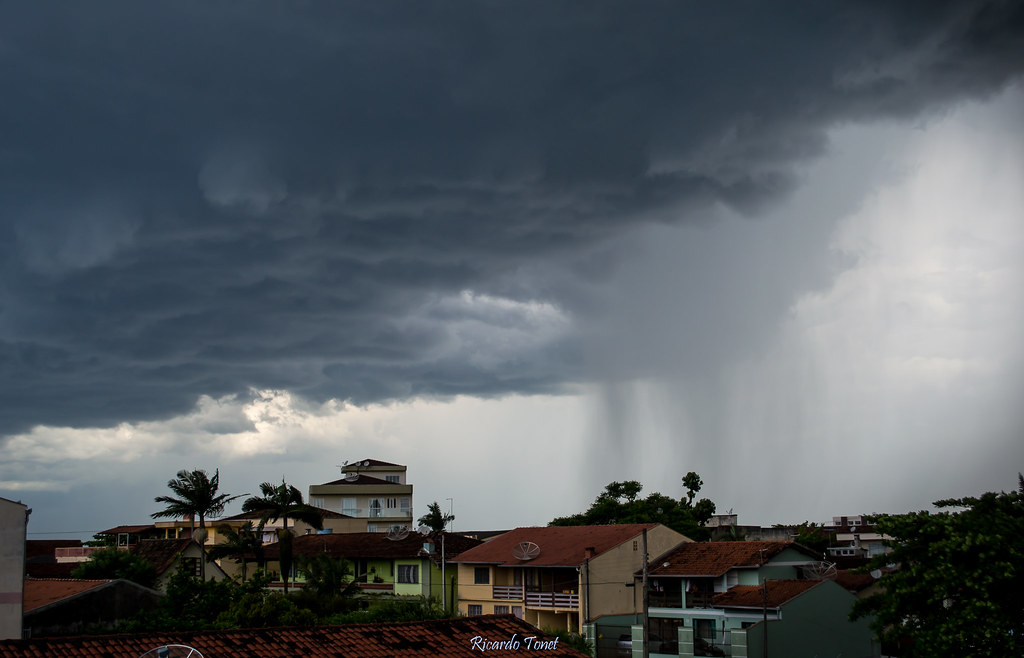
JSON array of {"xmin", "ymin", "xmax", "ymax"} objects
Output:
[
  {"xmin": 386, "ymin": 475, "xmax": 400, "ymax": 483},
  {"xmin": 400, "ymin": 497, "xmax": 411, "ymax": 515},
  {"xmin": 494, "ymin": 605, "xmax": 510, "ymax": 615},
  {"xmin": 367, "ymin": 524, "xmax": 379, "ymax": 533},
  {"xmin": 468, "ymin": 605, "xmax": 483, "ymax": 616},
  {"xmin": 386, "ymin": 497, "xmax": 398, "ymax": 509},
  {"xmin": 398, "ymin": 564, "xmax": 419, "ymax": 584},
  {"xmin": 310, "ymin": 496, "xmax": 325, "ymax": 508},
  {"xmin": 512, "ymin": 606, "xmax": 523, "ymax": 619},
  {"xmin": 633, "ymin": 540, "xmax": 639, "ymax": 551},
  {"xmin": 370, "ymin": 499, "xmax": 383, "ymax": 518},
  {"xmin": 474, "ymin": 567, "xmax": 490, "ymax": 585}
]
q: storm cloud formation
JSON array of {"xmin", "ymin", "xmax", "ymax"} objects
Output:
[{"xmin": 2, "ymin": 0, "xmax": 1023, "ymax": 442}]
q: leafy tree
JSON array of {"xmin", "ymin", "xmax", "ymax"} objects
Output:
[
  {"xmin": 549, "ymin": 473, "xmax": 716, "ymax": 540},
  {"xmin": 789, "ymin": 521, "xmax": 832, "ymax": 554},
  {"xmin": 206, "ymin": 521, "xmax": 264, "ymax": 581},
  {"xmin": 71, "ymin": 547, "xmax": 158, "ymax": 589},
  {"xmin": 242, "ymin": 479, "xmax": 324, "ymax": 594},
  {"xmin": 418, "ymin": 501, "xmax": 454, "ymax": 534},
  {"xmin": 151, "ymin": 468, "xmax": 242, "ymax": 539},
  {"xmin": 851, "ymin": 477, "xmax": 1024, "ymax": 657}
]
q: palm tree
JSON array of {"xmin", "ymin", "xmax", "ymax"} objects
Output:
[
  {"xmin": 206, "ymin": 521, "xmax": 264, "ymax": 581},
  {"xmin": 418, "ymin": 501, "xmax": 454, "ymax": 535},
  {"xmin": 152, "ymin": 468, "xmax": 243, "ymax": 580},
  {"xmin": 242, "ymin": 479, "xmax": 324, "ymax": 593}
]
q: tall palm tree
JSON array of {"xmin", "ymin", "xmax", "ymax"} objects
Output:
[
  {"xmin": 242, "ymin": 479, "xmax": 324, "ymax": 593},
  {"xmin": 151, "ymin": 468, "xmax": 243, "ymax": 541},
  {"xmin": 206, "ymin": 521, "xmax": 264, "ymax": 581}
]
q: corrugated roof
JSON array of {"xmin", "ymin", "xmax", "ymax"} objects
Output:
[
  {"xmin": 712, "ymin": 579, "xmax": 821, "ymax": 608},
  {"xmin": 23, "ymin": 579, "xmax": 110, "ymax": 612},
  {"xmin": 0, "ymin": 614, "xmax": 587, "ymax": 657},
  {"xmin": 450, "ymin": 524, "xmax": 659, "ymax": 567},
  {"xmin": 647, "ymin": 541, "xmax": 813, "ymax": 577}
]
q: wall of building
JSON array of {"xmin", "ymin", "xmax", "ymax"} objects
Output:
[
  {"xmin": 587, "ymin": 526, "xmax": 689, "ymax": 624},
  {"xmin": 0, "ymin": 498, "xmax": 28, "ymax": 640}
]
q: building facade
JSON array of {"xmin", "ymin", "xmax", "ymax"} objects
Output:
[{"xmin": 308, "ymin": 459, "xmax": 414, "ymax": 533}]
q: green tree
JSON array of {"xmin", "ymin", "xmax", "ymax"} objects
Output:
[
  {"xmin": 549, "ymin": 473, "xmax": 716, "ymax": 540},
  {"xmin": 71, "ymin": 547, "xmax": 158, "ymax": 589},
  {"xmin": 851, "ymin": 476, "xmax": 1024, "ymax": 657},
  {"xmin": 242, "ymin": 479, "xmax": 324, "ymax": 594},
  {"xmin": 151, "ymin": 468, "xmax": 243, "ymax": 540},
  {"xmin": 206, "ymin": 521, "xmax": 264, "ymax": 581},
  {"xmin": 417, "ymin": 501, "xmax": 454, "ymax": 534}
]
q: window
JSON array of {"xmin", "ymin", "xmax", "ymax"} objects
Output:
[
  {"xmin": 183, "ymin": 557, "xmax": 201, "ymax": 578},
  {"xmin": 367, "ymin": 524, "xmax": 379, "ymax": 532},
  {"xmin": 400, "ymin": 497, "xmax": 411, "ymax": 515},
  {"xmin": 341, "ymin": 498, "xmax": 357, "ymax": 516},
  {"xmin": 386, "ymin": 497, "xmax": 398, "ymax": 509},
  {"xmin": 633, "ymin": 540, "xmax": 639, "ymax": 551},
  {"xmin": 474, "ymin": 567, "xmax": 490, "ymax": 584},
  {"xmin": 386, "ymin": 475, "xmax": 400, "ymax": 483},
  {"xmin": 512, "ymin": 606, "xmax": 523, "ymax": 619},
  {"xmin": 398, "ymin": 564, "xmax": 419, "ymax": 584},
  {"xmin": 310, "ymin": 496, "xmax": 325, "ymax": 508},
  {"xmin": 468, "ymin": 605, "xmax": 483, "ymax": 616},
  {"xmin": 494, "ymin": 605, "xmax": 510, "ymax": 615},
  {"xmin": 370, "ymin": 499, "xmax": 383, "ymax": 517}
]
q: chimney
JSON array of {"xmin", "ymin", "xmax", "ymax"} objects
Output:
[{"xmin": 584, "ymin": 546, "xmax": 596, "ymax": 560}]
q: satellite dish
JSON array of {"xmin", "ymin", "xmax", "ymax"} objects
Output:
[
  {"xmin": 417, "ymin": 525, "xmax": 431, "ymax": 535},
  {"xmin": 138, "ymin": 645, "xmax": 205, "ymax": 658},
  {"xmin": 386, "ymin": 526, "xmax": 410, "ymax": 541},
  {"xmin": 802, "ymin": 561, "xmax": 838, "ymax": 580},
  {"xmin": 512, "ymin": 541, "xmax": 541, "ymax": 561},
  {"xmin": 344, "ymin": 472, "xmax": 359, "ymax": 482},
  {"xmin": 870, "ymin": 569, "xmax": 882, "ymax": 579},
  {"xmin": 363, "ymin": 460, "xmax": 370, "ymax": 466}
]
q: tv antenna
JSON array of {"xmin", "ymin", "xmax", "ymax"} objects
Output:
[
  {"xmin": 386, "ymin": 525, "xmax": 410, "ymax": 541},
  {"xmin": 511, "ymin": 541, "xmax": 541, "ymax": 562},
  {"xmin": 802, "ymin": 560, "xmax": 838, "ymax": 580},
  {"xmin": 138, "ymin": 645, "xmax": 205, "ymax": 658}
]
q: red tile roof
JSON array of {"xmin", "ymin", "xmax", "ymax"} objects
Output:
[
  {"xmin": 265, "ymin": 532, "xmax": 428, "ymax": 560},
  {"xmin": 712, "ymin": 579, "xmax": 822, "ymax": 608},
  {"xmin": 23, "ymin": 579, "xmax": 110, "ymax": 612},
  {"xmin": 648, "ymin": 541, "xmax": 814, "ymax": 577},
  {"xmin": 451, "ymin": 524, "xmax": 659, "ymax": 567},
  {"xmin": 132, "ymin": 538, "xmax": 195, "ymax": 575},
  {"xmin": 98, "ymin": 524, "xmax": 158, "ymax": 535},
  {"xmin": 0, "ymin": 614, "xmax": 587, "ymax": 657},
  {"xmin": 834, "ymin": 570, "xmax": 877, "ymax": 592}
]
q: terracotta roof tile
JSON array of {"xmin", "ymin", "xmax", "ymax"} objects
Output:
[
  {"xmin": 98, "ymin": 525, "xmax": 158, "ymax": 535},
  {"xmin": 131, "ymin": 538, "xmax": 195, "ymax": 574},
  {"xmin": 23, "ymin": 579, "xmax": 111, "ymax": 612},
  {"xmin": 712, "ymin": 579, "xmax": 821, "ymax": 608},
  {"xmin": 834, "ymin": 569, "xmax": 877, "ymax": 592},
  {"xmin": 648, "ymin": 541, "xmax": 814, "ymax": 577},
  {"xmin": 451, "ymin": 524, "xmax": 659, "ymax": 567},
  {"xmin": 264, "ymin": 532, "xmax": 432, "ymax": 560},
  {"xmin": 0, "ymin": 614, "xmax": 587, "ymax": 657}
]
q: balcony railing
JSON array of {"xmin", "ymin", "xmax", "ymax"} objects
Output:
[
  {"xmin": 526, "ymin": 591, "xmax": 579, "ymax": 609},
  {"xmin": 493, "ymin": 585, "xmax": 524, "ymax": 600},
  {"xmin": 337, "ymin": 508, "xmax": 413, "ymax": 519}
]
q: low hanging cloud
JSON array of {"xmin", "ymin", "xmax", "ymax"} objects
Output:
[{"xmin": 0, "ymin": 0, "xmax": 1022, "ymax": 445}]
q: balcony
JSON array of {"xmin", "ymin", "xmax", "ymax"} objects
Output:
[
  {"xmin": 493, "ymin": 585, "xmax": 524, "ymax": 600},
  {"xmin": 337, "ymin": 508, "xmax": 413, "ymax": 519},
  {"xmin": 526, "ymin": 591, "xmax": 579, "ymax": 609}
]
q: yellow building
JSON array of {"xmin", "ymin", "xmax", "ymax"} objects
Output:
[
  {"xmin": 451, "ymin": 524, "xmax": 689, "ymax": 632},
  {"xmin": 308, "ymin": 459, "xmax": 414, "ymax": 533}
]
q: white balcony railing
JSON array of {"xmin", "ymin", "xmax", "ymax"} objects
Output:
[
  {"xmin": 526, "ymin": 591, "xmax": 579, "ymax": 609},
  {"xmin": 493, "ymin": 586, "xmax": 524, "ymax": 600}
]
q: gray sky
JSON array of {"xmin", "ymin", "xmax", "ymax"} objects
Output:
[{"xmin": 3, "ymin": 1, "xmax": 1023, "ymax": 539}]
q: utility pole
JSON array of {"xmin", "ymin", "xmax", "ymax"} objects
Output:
[
  {"xmin": 758, "ymin": 547, "xmax": 768, "ymax": 658},
  {"xmin": 642, "ymin": 529, "xmax": 650, "ymax": 658}
]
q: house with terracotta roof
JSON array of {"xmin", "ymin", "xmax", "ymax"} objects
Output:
[
  {"xmin": 451, "ymin": 524, "xmax": 689, "ymax": 633},
  {"xmin": 0, "ymin": 613, "xmax": 589, "ymax": 658},
  {"xmin": 131, "ymin": 539, "xmax": 228, "ymax": 591},
  {"xmin": 307, "ymin": 459, "xmax": 415, "ymax": 534},
  {"xmin": 636, "ymin": 540, "xmax": 876, "ymax": 657},
  {"xmin": 22, "ymin": 578, "xmax": 161, "ymax": 637},
  {"xmin": 0, "ymin": 497, "xmax": 29, "ymax": 640},
  {"xmin": 259, "ymin": 531, "xmax": 480, "ymax": 606}
]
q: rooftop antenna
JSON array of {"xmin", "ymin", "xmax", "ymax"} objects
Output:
[
  {"xmin": 802, "ymin": 560, "xmax": 838, "ymax": 581},
  {"xmin": 511, "ymin": 541, "xmax": 541, "ymax": 561},
  {"xmin": 138, "ymin": 645, "xmax": 204, "ymax": 658},
  {"xmin": 386, "ymin": 525, "xmax": 410, "ymax": 541}
]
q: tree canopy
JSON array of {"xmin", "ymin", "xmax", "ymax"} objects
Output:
[
  {"xmin": 851, "ymin": 475, "xmax": 1024, "ymax": 657},
  {"xmin": 71, "ymin": 547, "xmax": 158, "ymax": 589},
  {"xmin": 242, "ymin": 479, "xmax": 324, "ymax": 594},
  {"xmin": 151, "ymin": 468, "xmax": 242, "ymax": 533},
  {"xmin": 418, "ymin": 501, "xmax": 454, "ymax": 534},
  {"xmin": 549, "ymin": 473, "xmax": 716, "ymax": 540}
]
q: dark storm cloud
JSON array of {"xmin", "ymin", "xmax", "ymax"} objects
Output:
[{"xmin": 1, "ymin": 1, "xmax": 1022, "ymax": 436}]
